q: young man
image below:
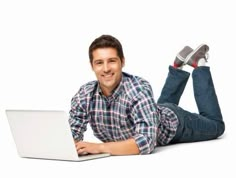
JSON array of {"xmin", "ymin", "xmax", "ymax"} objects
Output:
[{"xmin": 69, "ymin": 35, "xmax": 225, "ymax": 155}]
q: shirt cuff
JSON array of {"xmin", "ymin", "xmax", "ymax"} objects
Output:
[
  {"xmin": 71, "ymin": 130, "xmax": 84, "ymax": 141},
  {"xmin": 133, "ymin": 134, "xmax": 155, "ymax": 154}
]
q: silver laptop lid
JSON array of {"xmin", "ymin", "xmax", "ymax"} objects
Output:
[
  {"xmin": 5, "ymin": 110, "xmax": 82, "ymax": 161},
  {"xmin": 6, "ymin": 110, "xmax": 110, "ymax": 161}
]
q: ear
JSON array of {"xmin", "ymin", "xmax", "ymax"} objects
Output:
[
  {"xmin": 121, "ymin": 58, "xmax": 125, "ymax": 67},
  {"xmin": 90, "ymin": 62, "xmax": 95, "ymax": 71}
]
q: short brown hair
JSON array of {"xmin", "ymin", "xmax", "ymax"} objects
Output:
[{"xmin": 88, "ymin": 35, "xmax": 124, "ymax": 63}]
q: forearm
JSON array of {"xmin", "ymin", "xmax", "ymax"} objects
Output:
[
  {"xmin": 100, "ymin": 138, "xmax": 140, "ymax": 155},
  {"xmin": 75, "ymin": 138, "xmax": 140, "ymax": 156}
]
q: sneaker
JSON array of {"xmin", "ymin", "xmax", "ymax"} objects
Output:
[
  {"xmin": 174, "ymin": 46, "xmax": 193, "ymax": 68},
  {"xmin": 184, "ymin": 44, "xmax": 209, "ymax": 68}
]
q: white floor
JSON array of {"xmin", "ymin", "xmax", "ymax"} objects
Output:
[{"xmin": 0, "ymin": 109, "xmax": 235, "ymax": 178}]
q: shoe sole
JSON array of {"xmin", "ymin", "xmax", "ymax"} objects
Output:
[{"xmin": 184, "ymin": 44, "xmax": 209, "ymax": 65}]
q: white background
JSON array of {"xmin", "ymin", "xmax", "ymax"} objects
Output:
[{"xmin": 0, "ymin": 0, "xmax": 235, "ymax": 177}]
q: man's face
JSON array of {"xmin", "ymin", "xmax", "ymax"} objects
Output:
[{"xmin": 91, "ymin": 47, "xmax": 125, "ymax": 96}]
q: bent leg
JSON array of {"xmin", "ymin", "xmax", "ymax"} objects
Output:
[
  {"xmin": 192, "ymin": 66, "xmax": 225, "ymax": 136},
  {"xmin": 157, "ymin": 66, "xmax": 190, "ymax": 105},
  {"xmin": 170, "ymin": 67, "xmax": 225, "ymax": 143}
]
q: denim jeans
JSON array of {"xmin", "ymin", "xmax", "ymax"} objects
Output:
[{"xmin": 157, "ymin": 66, "xmax": 225, "ymax": 143}]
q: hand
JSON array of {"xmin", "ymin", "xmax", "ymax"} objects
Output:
[{"xmin": 74, "ymin": 141, "xmax": 104, "ymax": 155}]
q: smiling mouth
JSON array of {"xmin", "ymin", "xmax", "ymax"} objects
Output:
[{"xmin": 102, "ymin": 73, "xmax": 113, "ymax": 79}]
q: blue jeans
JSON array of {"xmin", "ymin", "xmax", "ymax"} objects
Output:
[{"xmin": 157, "ymin": 66, "xmax": 225, "ymax": 143}]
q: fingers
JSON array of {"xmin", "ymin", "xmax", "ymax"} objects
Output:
[
  {"xmin": 74, "ymin": 141, "xmax": 101, "ymax": 155},
  {"xmin": 78, "ymin": 149, "xmax": 88, "ymax": 155},
  {"xmin": 75, "ymin": 142, "xmax": 88, "ymax": 155}
]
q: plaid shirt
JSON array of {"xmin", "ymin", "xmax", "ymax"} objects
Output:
[{"xmin": 69, "ymin": 72, "xmax": 178, "ymax": 154}]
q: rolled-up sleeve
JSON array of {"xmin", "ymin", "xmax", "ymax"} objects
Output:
[
  {"xmin": 131, "ymin": 89, "xmax": 159, "ymax": 154},
  {"xmin": 69, "ymin": 87, "xmax": 89, "ymax": 141}
]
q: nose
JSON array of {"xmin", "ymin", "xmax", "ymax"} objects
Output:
[{"xmin": 103, "ymin": 62, "xmax": 110, "ymax": 72}]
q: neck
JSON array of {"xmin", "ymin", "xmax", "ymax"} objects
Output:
[{"xmin": 102, "ymin": 89, "xmax": 112, "ymax": 97}]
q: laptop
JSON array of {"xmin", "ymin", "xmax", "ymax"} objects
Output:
[{"xmin": 5, "ymin": 110, "xmax": 110, "ymax": 161}]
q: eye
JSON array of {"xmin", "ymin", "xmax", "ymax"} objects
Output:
[
  {"xmin": 110, "ymin": 59, "xmax": 117, "ymax": 63},
  {"xmin": 94, "ymin": 61, "xmax": 103, "ymax": 65}
]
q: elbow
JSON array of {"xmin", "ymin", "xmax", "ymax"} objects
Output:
[
  {"xmin": 134, "ymin": 134, "xmax": 156, "ymax": 155},
  {"xmin": 138, "ymin": 140, "xmax": 156, "ymax": 155}
]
